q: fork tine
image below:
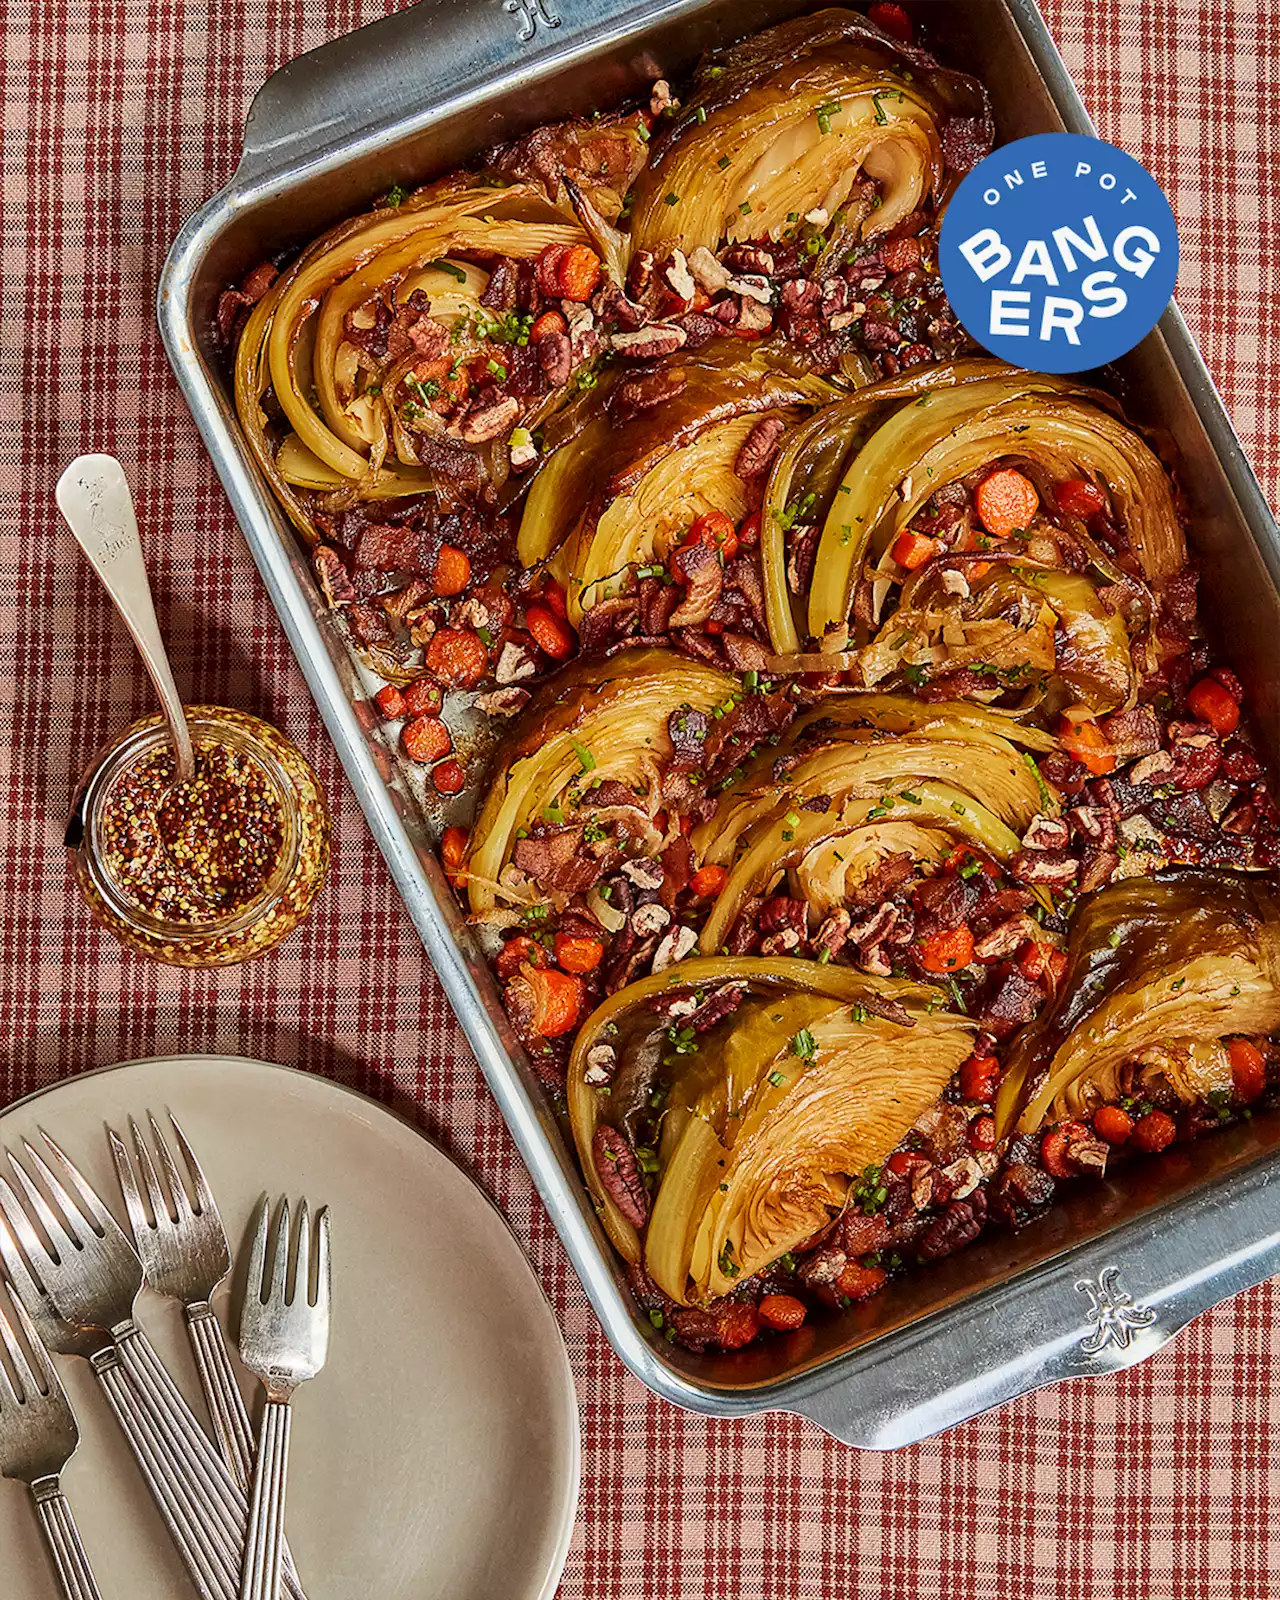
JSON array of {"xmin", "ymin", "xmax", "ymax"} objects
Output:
[
  {"xmin": 0, "ymin": 1304, "xmax": 21, "ymax": 1409},
  {"xmin": 0, "ymin": 1202, "xmax": 45, "ymax": 1305},
  {"xmin": 269, "ymin": 1198, "xmax": 292, "ymax": 1304},
  {"xmin": 129, "ymin": 1116, "xmax": 170, "ymax": 1228},
  {"xmin": 245, "ymin": 1196, "xmax": 271, "ymax": 1302},
  {"xmin": 4, "ymin": 1281, "xmax": 58, "ymax": 1396},
  {"xmin": 0, "ymin": 1292, "xmax": 40, "ymax": 1403},
  {"xmin": 146, "ymin": 1112, "xmax": 195, "ymax": 1226},
  {"xmin": 314, "ymin": 1207, "xmax": 331, "ymax": 1315},
  {"xmin": 39, "ymin": 1129, "xmax": 131, "ymax": 1241},
  {"xmin": 3, "ymin": 1153, "xmax": 77, "ymax": 1259},
  {"xmin": 109, "ymin": 1125, "xmax": 150, "ymax": 1243},
  {"xmin": 167, "ymin": 1112, "xmax": 219, "ymax": 1222},
  {"xmin": 292, "ymin": 1201, "xmax": 311, "ymax": 1307},
  {"xmin": 21, "ymin": 1140, "xmax": 92, "ymax": 1247}
]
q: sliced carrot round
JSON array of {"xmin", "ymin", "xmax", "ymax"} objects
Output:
[{"xmin": 975, "ymin": 467, "xmax": 1040, "ymax": 538}]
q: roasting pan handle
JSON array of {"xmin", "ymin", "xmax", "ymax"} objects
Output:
[
  {"xmin": 236, "ymin": 0, "xmax": 640, "ymax": 190},
  {"xmin": 784, "ymin": 1169, "xmax": 1280, "ymax": 1449}
]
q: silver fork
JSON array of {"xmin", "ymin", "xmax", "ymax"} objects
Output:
[
  {"xmin": 0, "ymin": 1277, "xmax": 102, "ymax": 1600},
  {"xmin": 0, "ymin": 1134, "xmax": 300, "ymax": 1600},
  {"xmin": 109, "ymin": 1114, "xmax": 311, "ymax": 1600},
  {"xmin": 0, "ymin": 1228, "xmax": 237, "ymax": 1600},
  {"xmin": 108, "ymin": 1114, "xmax": 254, "ymax": 1479},
  {"xmin": 238, "ymin": 1198, "xmax": 331, "ymax": 1600}
]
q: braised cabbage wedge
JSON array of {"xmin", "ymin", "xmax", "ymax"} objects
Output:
[
  {"xmin": 630, "ymin": 9, "xmax": 988, "ymax": 260},
  {"xmin": 234, "ymin": 179, "xmax": 591, "ymax": 538},
  {"xmin": 691, "ymin": 693, "xmax": 1056, "ymax": 949},
  {"xmin": 466, "ymin": 649, "xmax": 736, "ymax": 914},
  {"xmin": 568, "ymin": 955, "xmax": 974, "ymax": 1293},
  {"xmin": 745, "ymin": 359, "xmax": 1182, "ymax": 667},
  {"xmin": 996, "ymin": 871, "xmax": 1280, "ymax": 1137},
  {"xmin": 516, "ymin": 343, "xmax": 837, "ymax": 622}
]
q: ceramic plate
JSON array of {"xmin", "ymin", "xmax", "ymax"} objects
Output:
[{"xmin": 0, "ymin": 1056, "xmax": 579, "ymax": 1600}]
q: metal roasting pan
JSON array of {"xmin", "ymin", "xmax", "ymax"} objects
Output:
[{"xmin": 157, "ymin": 0, "xmax": 1280, "ymax": 1447}]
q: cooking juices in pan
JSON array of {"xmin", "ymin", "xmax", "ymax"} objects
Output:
[{"xmin": 224, "ymin": 5, "xmax": 1280, "ymax": 1353}]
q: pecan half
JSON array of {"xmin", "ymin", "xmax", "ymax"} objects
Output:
[
  {"xmin": 592, "ymin": 1126, "xmax": 648, "ymax": 1227},
  {"xmin": 917, "ymin": 1193, "xmax": 987, "ymax": 1262},
  {"xmin": 734, "ymin": 415, "xmax": 786, "ymax": 480},
  {"xmin": 610, "ymin": 324, "xmax": 687, "ymax": 358}
]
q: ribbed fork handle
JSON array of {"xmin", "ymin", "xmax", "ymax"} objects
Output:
[
  {"xmin": 92, "ymin": 1350, "xmax": 238, "ymax": 1600},
  {"xmin": 187, "ymin": 1302, "xmax": 256, "ymax": 1486},
  {"xmin": 31, "ymin": 1480, "xmax": 103, "ymax": 1600},
  {"xmin": 186, "ymin": 1304, "xmax": 308, "ymax": 1598},
  {"xmin": 118, "ymin": 1322, "xmax": 311, "ymax": 1600},
  {"xmin": 114, "ymin": 1324, "xmax": 247, "ymax": 1550},
  {"xmin": 240, "ymin": 1399, "xmax": 292, "ymax": 1600}
]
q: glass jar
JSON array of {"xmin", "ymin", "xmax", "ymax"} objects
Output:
[{"xmin": 72, "ymin": 706, "xmax": 330, "ymax": 967}]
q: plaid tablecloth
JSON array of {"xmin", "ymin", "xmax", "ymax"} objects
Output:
[{"xmin": 3, "ymin": 3, "xmax": 1278, "ymax": 1596}]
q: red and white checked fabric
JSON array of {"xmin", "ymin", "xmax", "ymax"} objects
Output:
[{"xmin": 2, "ymin": 3, "xmax": 1278, "ymax": 1596}]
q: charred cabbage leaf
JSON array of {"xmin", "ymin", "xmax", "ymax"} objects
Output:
[
  {"xmin": 568, "ymin": 955, "xmax": 974, "ymax": 1293},
  {"xmin": 995, "ymin": 870, "xmax": 1280, "ymax": 1136}
]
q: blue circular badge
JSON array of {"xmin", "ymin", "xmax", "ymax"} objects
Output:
[{"xmin": 938, "ymin": 133, "xmax": 1178, "ymax": 373}]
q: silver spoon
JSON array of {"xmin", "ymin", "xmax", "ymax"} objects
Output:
[{"xmin": 56, "ymin": 454, "xmax": 195, "ymax": 783}]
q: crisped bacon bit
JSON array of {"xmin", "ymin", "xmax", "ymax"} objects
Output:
[
  {"xmin": 669, "ymin": 543, "xmax": 724, "ymax": 629},
  {"xmin": 215, "ymin": 261, "xmax": 278, "ymax": 344},
  {"xmin": 313, "ymin": 546, "xmax": 356, "ymax": 607},
  {"xmin": 1100, "ymin": 705, "xmax": 1161, "ymax": 757},
  {"xmin": 514, "ymin": 826, "xmax": 612, "ymax": 894},
  {"xmin": 592, "ymin": 1125, "xmax": 649, "ymax": 1227},
  {"xmin": 666, "ymin": 706, "xmax": 710, "ymax": 770},
  {"xmin": 387, "ymin": 298, "xmax": 450, "ymax": 362},
  {"xmin": 976, "ymin": 970, "xmax": 1042, "ymax": 1040},
  {"xmin": 355, "ymin": 521, "xmax": 430, "ymax": 574},
  {"xmin": 480, "ymin": 257, "xmax": 518, "ymax": 312},
  {"xmin": 940, "ymin": 114, "xmax": 994, "ymax": 174},
  {"xmin": 991, "ymin": 1162, "xmax": 1055, "ymax": 1228},
  {"xmin": 611, "ymin": 367, "xmax": 688, "ymax": 422},
  {"xmin": 346, "ymin": 602, "xmax": 393, "ymax": 647}
]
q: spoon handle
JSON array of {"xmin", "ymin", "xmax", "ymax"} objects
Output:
[{"xmin": 56, "ymin": 454, "xmax": 194, "ymax": 781}]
